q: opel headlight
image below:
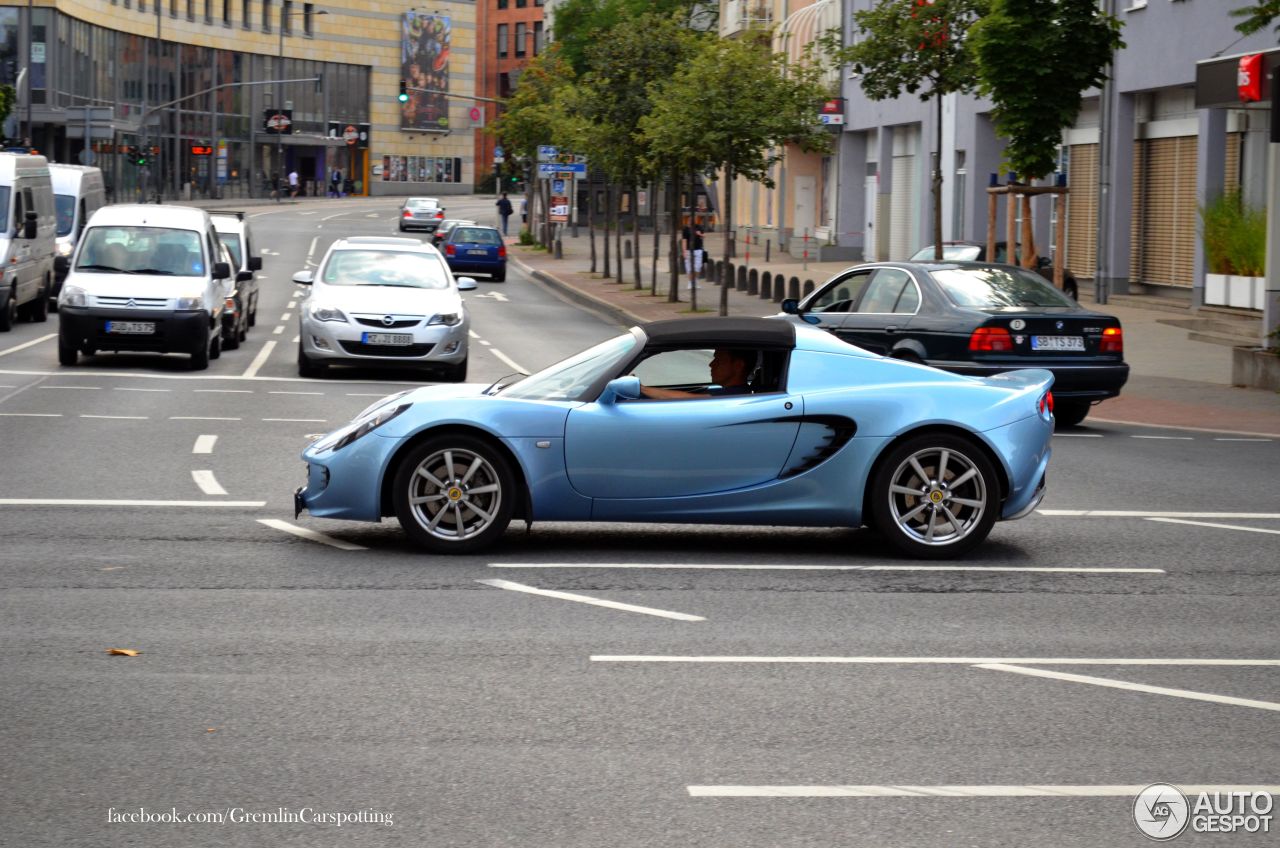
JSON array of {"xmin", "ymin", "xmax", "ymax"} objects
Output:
[
  {"xmin": 59, "ymin": 285, "xmax": 87, "ymax": 308},
  {"xmin": 428, "ymin": 312, "xmax": 462, "ymax": 326},
  {"xmin": 57, "ymin": 242, "xmax": 74, "ymax": 257},
  {"xmin": 309, "ymin": 303, "xmax": 348, "ymax": 323},
  {"xmin": 314, "ymin": 403, "xmax": 411, "ymax": 452},
  {"xmin": 176, "ymin": 296, "xmax": 204, "ymax": 310}
]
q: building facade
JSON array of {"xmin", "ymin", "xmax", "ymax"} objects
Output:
[
  {"xmin": 0, "ymin": 0, "xmax": 486, "ymax": 200},
  {"xmin": 475, "ymin": 0, "xmax": 544, "ymax": 189}
]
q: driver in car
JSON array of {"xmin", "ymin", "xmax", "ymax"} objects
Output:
[{"xmin": 640, "ymin": 348, "xmax": 753, "ymax": 400}]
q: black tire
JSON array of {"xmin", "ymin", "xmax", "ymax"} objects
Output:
[
  {"xmin": 30, "ymin": 279, "xmax": 49, "ymax": 323},
  {"xmin": 493, "ymin": 270, "xmax": 506, "ymax": 283},
  {"xmin": 190, "ymin": 329, "xmax": 210, "ymax": 371},
  {"xmin": 870, "ymin": 433, "xmax": 1000, "ymax": 559},
  {"xmin": 1053, "ymin": 400, "xmax": 1091, "ymax": 428},
  {"xmin": 392, "ymin": 434, "xmax": 515, "ymax": 554},
  {"xmin": 223, "ymin": 322, "xmax": 241, "ymax": 350},
  {"xmin": 0, "ymin": 290, "xmax": 15, "ymax": 332},
  {"xmin": 209, "ymin": 329, "xmax": 222, "ymax": 360},
  {"xmin": 438, "ymin": 358, "xmax": 468, "ymax": 383},
  {"xmin": 58, "ymin": 334, "xmax": 77, "ymax": 366},
  {"xmin": 248, "ymin": 295, "xmax": 258, "ymax": 328},
  {"xmin": 297, "ymin": 342, "xmax": 327, "ymax": 378}
]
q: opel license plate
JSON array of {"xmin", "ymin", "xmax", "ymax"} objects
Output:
[
  {"xmin": 362, "ymin": 332, "xmax": 413, "ymax": 346},
  {"xmin": 1031, "ymin": 335, "xmax": 1084, "ymax": 351},
  {"xmin": 105, "ymin": 321, "xmax": 156, "ymax": 335}
]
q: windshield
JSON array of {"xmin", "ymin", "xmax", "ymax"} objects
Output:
[
  {"xmin": 0, "ymin": 186, "xmax": 10, "ymax": 233},
  {"xmin": 500, "ymin": 333, "xmax": 638, "ymax": 402},
  {"xmin": 219, "ymin": 233, "xmax": 244, "ymax": 268},
  {"xmin": 320, "ymin": 249, "xmax": 450, "ymax": 289},
  {"xmin": 911, "ymin": 244, "xmax": 982, "ymax": 261},
  {"xmin": 451, "ymin": 227, "xmax": 501, "ymax": 245},
  {"xmin": 931, "ymin": 266, "xmax": 1076, "ymax": 309},
  {"xmin": 75, "ymin": 226, "xmax": 205, "ymax": 275},
  {"xmin": 55, "ymin": 194, "xmax": 76, "ymax": 236}
]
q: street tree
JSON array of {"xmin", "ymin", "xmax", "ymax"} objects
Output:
[
  {"xmin": 1231, "ymin": 0, "xmax": 1280, "ymax": 36},
  {"xmin": 968, "ymin": 0, "xmax": 1123, "ymax": 268},
  {"xmin": 832, "ymin": 0, "xmax": 988, "ymax": 259},
  {"xmin": 642, "ymin": 35, "xmax": 832, "ymax": 313},
  {"xmin": 0, "ymin": 85, "xmax": 15, "ymax": 143},
  {"xmin": 552, "ymin": 0, "xmax": 715, "ymax": 75}
]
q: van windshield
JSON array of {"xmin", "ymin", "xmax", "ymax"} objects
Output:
[
  {"xmin": 0, "ymin": 186, "xmax": 9, "ymax": 233},
  {"xmin": 218, "ymin": 234, "xmax": 243, "ymax": 268},
  {"xmin": 55, "ymin": 194, "xmax": 76, "ymax": 236},
  {"xmin": 75, "ymin": 226, "xmax": 206, "ymax": 276}
]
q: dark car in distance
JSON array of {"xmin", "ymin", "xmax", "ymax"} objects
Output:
[
  {"xmin": 442, "ymin": 225, "xmax": 506, "ymax": 282},
  {"xmin": 780, "ymin": 261, "xmax": 1128, "ymax": 427},
  {"xmin": 910, "ymin": 241, "xmax": 1079, "ymax": 301}
]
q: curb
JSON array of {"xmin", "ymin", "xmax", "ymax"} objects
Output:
[{"xmin": 509, "ymin": 254, "xmax": 644, "ymax": 330}]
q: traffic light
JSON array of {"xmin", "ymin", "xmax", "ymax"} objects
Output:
[
  {"xmin": 135, "ymin": 148, "xmax": 149, "ymax": 167},
  {"xmin": 397, "ymin": 79, "xmax": 408, "ymax": 103}
]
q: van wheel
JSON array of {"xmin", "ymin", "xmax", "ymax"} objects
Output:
[
  {"xmin": 29, "ymin": 280, "xmax": 50, "ymax": 323},
  {"xmin": 58, "ymin": 335, "xmax": 78, "ymax": 366},
  {"xmin": 209, "ymin": 330, "xmax": 222, "ymax": 360},
  {"xmin": 0, "ymin": 291, "xmax": 15, "ymax": 332},
  {"xmin": 190, "ymin": 330, "xmax": 210, "ymax": 371},
  {"xmin": 248, "ymin": 296, "xmax": 258, "ymax": 327}
]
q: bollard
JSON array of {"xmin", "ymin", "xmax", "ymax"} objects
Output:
[
  {"xmin": 803, "ymin": 279, "xmax": 814, "ymax": 297},
  {"xmin": 736, "ymin": 265, "xmax": 748, "ymax": 292},
  {"xmin": 765, "ymin": 239, "xmax": 770, "ymax": 263},
  {"xmin": 788, "ymin": 276, "xmax": 801, "ymax": 301},
  {"xmin": 747, "ymin": 268, "xmax": 758, "ymax": 296},
  {"xmin": 760, "ymin": 271, "xmax": 772, "ymax": 300},
  {"xmin": 707, "ymin": 260, "xmax": 717, "ymax": 284},
  {"xmin": 624, "ymin": 240, "xmax": 632, "ymax": 260},
  {"xmin": 773, "ymin": 275, "xmax": 785, "ymax": 303},
  {"xmin": 725, "ymin": 262, "xmax": 735, "ymax": 292}
]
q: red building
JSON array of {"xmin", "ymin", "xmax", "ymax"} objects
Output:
[{"xmin": 475, "ymin": 0, "xmax": 545, "ymax": 187}]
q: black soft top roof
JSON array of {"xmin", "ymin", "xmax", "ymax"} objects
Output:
[{"xmin": 638, "ymin": 317, "xmax": 796, "ymax": 350}]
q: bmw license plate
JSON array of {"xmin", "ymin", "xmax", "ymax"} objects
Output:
[
  {"xmin": 362, "ymin": 332, "xmax": 413, "ymax": 346},
  {"xmin": 1031, "ymin": 335, "xmax": 1084, "ymax": 351},
  {"xmin": 105, "ymin": 321, "xmax": 156, "ymax": 335},
  {"xmin": 467, "ymin": 249, "xmax": 488, "ymax": 255}
]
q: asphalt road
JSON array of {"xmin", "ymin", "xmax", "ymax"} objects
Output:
[{"xmin": 1, "ymin": 198, "xmax": 1276, "ymax": 847}]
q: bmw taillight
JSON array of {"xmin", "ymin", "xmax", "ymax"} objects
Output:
[
  {"xmin": 1100, "ymin": 326, "xmax": 1123, "ymax": 354},
  {"xmin": 497, "ymin": 245, "xmax": 507, "ymax": 258},
  {"xmin": 402, "ymin": 210, "xmax": 412, "ymax": 218},
  {"xmin": 445, "ymin": 244, "xmax": 456, "ymax": 257},
  {"xmin": 434, "ymin": 211, "xmax": 444, "ymax": 219},
  {"xmin": 968, "ymin": 326, "xmax": 1014, "ymax": 352}
]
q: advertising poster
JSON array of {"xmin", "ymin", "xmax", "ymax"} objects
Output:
[{"xmin": 401, "ymin": 13, "xmax": 450, "ymax": 132}]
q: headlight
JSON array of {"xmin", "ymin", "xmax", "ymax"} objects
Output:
[
  {"xmin": 313, "ymin": 403, "xmax": 411, "ymax": 452},
  {"xmin": 57, "ymin": 242, "xmax": 74, "ymax": 257},
  {"xmin": 354, "ymin": 390, "xmax": 412, "ymax": 420},
  {"xmin": 428, "ymin": 312, "xmax": 462, "ymax": 326},
  {"xmin": 176, "ymin": 296, "xmax": 204, "ymax": 310},
  {"xmin": 309, "ymin": 303, "xmax": 348, "ymax": 323},
  {"xmin": 59, "ymin": 285, "xmax": 87, "ymax": 308}
]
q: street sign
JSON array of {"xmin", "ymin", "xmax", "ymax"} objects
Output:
[
  {"xmin": 552, "ymin": 178, "xmax": 566, "ymax": 194},
  {"xmin": 538, "ymin": 162, "xmax": 585, "ymax": 175},
  {"xmin": 550, "ymin": 196, "xmax": 569, "ymax": 223},
  {"xmin": 493, "ymin": 145, "xmax": 504, "ymax": 158},
  {"xmin": 77, "ymin": 148, "xmax": 96, "ymax": 166},
  {"xmin": 537, "ymin": 145, "xmax": 558, "ymax": 162},
  {"xmin": 818, "ymin": 113, "xmax": 844, "ymax": 125}
]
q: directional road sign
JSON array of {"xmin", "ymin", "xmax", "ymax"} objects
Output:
[{"xmin": 538, "ymin": 162, "xmax": 585, "ymax": 176}]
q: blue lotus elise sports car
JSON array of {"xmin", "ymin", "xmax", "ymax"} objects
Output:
[{"xmin": 294, "ymin": 317, "xmax": 1054, "ymax": 558}]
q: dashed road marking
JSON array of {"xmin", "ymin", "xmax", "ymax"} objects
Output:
[
  {"xmin": 193, "ymin": 435, "xmax": 218, "ymax": 454},
  {"xmin": 0, "ymin": 498, "xmax": 263, "ymax": 507},
  {"xmin": 977, "ymin": 663, "xmax": 1280, "ymax": 712},
  {"xmin": 478, "ymin": 578, "xmax": 705, "ymax": 621},
  {"xmin": 242, "ymin": 340, "xmax": 276, "ymax": 378},
  {"xmin": 81, "ymin": 414, "xmax": 148, "ymax": 420},
  {"xmin": 172, "ymin": 416, "xmax": 242, "ymax": 421},
  {"xmin": 0, "ymin": 412, "xmax": 61, "ymax": 417},
  {"xmin": 41, "ymin": 385, "xmax": 100, "ymax": 390},
  {"xmin": 273, "ymin": 325, "xmax": 285, "ymax": 335},
  {"xmin": 263, "ymin": 417, "xmax": 327, "ymax": 423},
  {"xmin": 1039, "ymin": 510, "xmax": 1280, "ymax": 519},
  {"xmin": 1131, "ymin": 434, "xmax": 1194, "ymax": 441},
  {"xmin": 1146, "ymin": 517, "xmax": 1280, "ymax": 536},
  {"xmin": 687, "ymin": 784, "xmax": 1280, "ymax": 798},
  {"xmin": 269, "ymin": 391, "xmax": 323, "ymax": 396},
  {"xmin": 257, "ymin": 518, "xmax": 366, "ymax": 550},
  {"xmin": 192, "ymin": 470, "xmax": 228, "ymax": 496},
  {"xmin": 195, "ymin": 389, "xmax": 254, "ymax": 393},
  {"xmin": 488, "ymin": 347, "xmax": 526, "ymax": 373},
  {"xmin": 488, "ymin": 563, "xmax": 1164, "ymax": 574},
  {"xmin": 0, "ymin": 333, "xmax": 56, "ymax": 357},
  {"xmin": 115, "ymin": 387, "xmax": 171, "ymax": 393}
]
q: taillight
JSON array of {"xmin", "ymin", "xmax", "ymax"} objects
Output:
[
  {"xmin": 434, "ymin": 211, "xmax": 444, "ymax": 219},
  {"xmin": 497, "ymin": 245, "xmax": 506, "ymax": 258},
  {"xmin": 445, "ymin": 244, "xmax": 455, "ymax": 257},
  {"xmin": 1039, "ymin": 391, "xmax": 1054, "ymax": 416},
  {"xmin": 968, "ymin": 326, "xmax": 1014, "ymax": 352},
  {"xmin": 402, "ymin": 210, "xmax": 412, "ymax": 218},
  {"xmin": 1100, "ymin": 326, "xmax": 1123, "ymax": 354}
]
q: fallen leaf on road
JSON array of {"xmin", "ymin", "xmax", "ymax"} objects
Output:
[{"xmin": 106, "ymin": 648, "xmax": 141, "ymax": 656}]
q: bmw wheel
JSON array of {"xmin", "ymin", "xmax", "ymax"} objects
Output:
[
  {"xmin": 393, "ymin": 435, "xmax": 515, "ymax": 554},
  {"xmin": 871, "ymin": 434, "xmax": 999, "ymax": 559},
  {"xmin": 1053, "ymin": 400, "xmax": 1091, "ymax": 428}
]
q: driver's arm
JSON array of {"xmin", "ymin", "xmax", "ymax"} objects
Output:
[{"xmin": 640, "ymin": 385, "xmax": 707, "ymax": 400}]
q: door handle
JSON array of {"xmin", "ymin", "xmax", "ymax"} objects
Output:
[{"xmin": 885, "ymin": 325, "xmax": 898, "ymax": 333}]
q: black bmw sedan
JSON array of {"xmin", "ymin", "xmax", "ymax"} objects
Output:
[{"xmin": 780, "ymin": 262, "xmax": 1129, "ymax": 427}]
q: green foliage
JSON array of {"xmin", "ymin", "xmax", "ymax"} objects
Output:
[
  {"xmin": 1231, "ymin": 0, "xmax": 1280, "ymax": 37},
  {"xmin": 0, "ymin": 84, "xmax": 14, "ymax": 135},
  {"xmin": 1200, "ymin": 188, "xmax": 1267, "ymax": 277},
  {"xmin": 518, "ymin": 229, "xmax": 538, "ymax": 246},
  {"xmin": 489, "ymin": 48, "xmax": 576, "ymax": 165},
  {"xmin": 969, "ymin": 0, "xmax": 1123, "ymax": 180},
  {"xmin": 552, "ymin": 0, "xmax": 712, "ymax": 75},
  {"xmin": 835, "ymin": 0, "xmax": 988, "ymax": 102}
]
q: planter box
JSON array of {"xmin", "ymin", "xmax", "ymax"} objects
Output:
[
  {"xmin": 1206, "ymin": 273, "xmax": 1265, "ymax": 309},
  {"xmin": 1232, "ymin": 346, "xmax": 1280, "ymax": 391}
]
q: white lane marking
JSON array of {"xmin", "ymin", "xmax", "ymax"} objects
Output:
[
  {"xmin": 468, "ymin": 330, "xmax": 480, "ymax": 339},
  {"xmin": 346, "ymin": 393, "xmax": 387, "ymax": 397},
  {"xmin": 263, "ymin": 417, "xmax": 327, "ymax": 422},
  {"xmin": 366, "ymin": 213, "xmax": 379, "ymax": 218},
  {"xmin": 0, "ymin": 368, "xmax": 422, "ymax": 386},
  {"xmin": 1053, "ymin": 433, "xmax": 1102, "ymax": 438},
  {"xmin": 0, "ymin": 333, "xmax": 56, "ymax": 357},
  {"xmin": 489, "ymin": 563, "xmax": 1164, "ymax": 574},
  {"xmin": 269, "ymin": 390, "xmax": 323, "ymax": 396},
  {"xmin": 0, "ymin": 499, "xmax": 264, "ymax": 507},
  {"xmin": 478, "ymin": 579, "xmax": 705, "ymax": 622},
  {"xmin": 292, "ymin": 335, "xmax": 300, "ymax": 343},
  {"xmin": 977, "ymin": 663, "xmax": 1280, "ymax": 712},
  {"xmin": 1215, "ymin": 437, "xmax": 1272, "ymax": 442},
  {"xmin": 242, "ymin": 340, "xmax": 276, "ymax": 378},
  {"xmin": 488, "ymin": 348, "xmax": 527, "ymax": 374},
  {"xmin": 257, "ymin": 518, "xmax": 366, "ymax": 550},
  {"xmin": 41, "ymin": 385, "xmax": 100, "ymax": 390},
  {"xmin": 1040, "ymin": 510, "xmax": 1280, "ymax": 518},
  {"xmin": 589, "ymin": 656, "xmax": 1280, "ymax": 666},
  {"xmin": 688, "ymin": 784, "xmax": 1280, "ymax": 798},
  {"xmin": 281, "ymin": 312, "xmax": 292, "ymax": 321},
  {"xmin": 1131, "ymin": 434, "xmax": 1194, "ymax": 441},
  {"xmin": 192, "ymin": 435, "xmax": 217, "ymax": 454},
  {"xmin": 195, "ymin": 389, "xmax": 253, "ymax": 394},
  {"xmin": 272, "ymin": 325, "xmax": 284, "ymax": 335},
  {"xmin": 81, "ymin": 414, "xmax": 148, "ymax": 420},
  {"xmin": 0, "ymin": 412, "xmax": 62, "ymax": 417},
  {"xmin": 171, "ymin": 416, "xmax": 242, "ymax": 421},
  {"xmin": 192, "ymin": 470, "xmax": 228, "ymax": 496},
  {"xmin": 308, "ymin": 236, "xmax": 318, "ymax": 257},
  {"xmin": 0, "ymin": 384, "xmax": 14, "ymax": 388},
  {"xmin": 321, "ymin": 211, "xmax": 350, "ymax": 221},
  {"xmin": 115, "ymin": 387, "xmax": 171, "ymax": 392},
  {"xmin": 1146, "ymin": 517, "xmax": 1280, "ymax": 536},
  {"xmin": 479, "ymin": 340, "xmax": 491, "ymax": 346},
  {"xmin": 1089, "ymin": 417, "xmax": 1280, "ymax": 439}
]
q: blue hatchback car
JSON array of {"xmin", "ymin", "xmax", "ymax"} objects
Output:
[{"xmin": 443, "ymin": 225, "xmax": 506, "ymax": 282}]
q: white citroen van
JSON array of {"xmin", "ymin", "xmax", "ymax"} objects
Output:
[
  {"xmin": 0, "ymin": 152, "xmax": 58, "ymax": 330},
  {"xmin": 49, "ymin": 164, "xmax": 107, "ymax": 297},
  {"xmin": 57, "ymin": 205, "xmax": 233, "ymax": 370}
]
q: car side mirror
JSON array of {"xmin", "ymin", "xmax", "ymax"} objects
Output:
[
  {"xmin": 248, "ymin": 256, "xmax": 263, "ymax": 272},
  {"xmin": 236, "ymin": 270, "xmax": 253, "ymax": 283},
  {"xmin": 292, "ymin": 270, "xmax": 314, "ymax": 285},
  {"xmin": 22, "ymin": 211, "xmax": 38, "ymax": 240},
  {"xmin": 213, "ymin": 261, "xmax": 231, "ymax": 280},
  {"xmin": 781, "ymin": 298, "xmax": 801, "ymax": 315},
  {"xmin": 599, "ymin": 375, "xmax": 641, "ymax": 404},
  {"xmin": 456, "ymin": 277, "xmax": 478, "ymax": 291}
]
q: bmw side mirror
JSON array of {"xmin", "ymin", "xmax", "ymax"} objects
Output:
[
  {"xmin": 599, "ymin": 375, "xmax": 641, "ymax": 404},
  {"xmin": 292, "ymin": 270, "xmax": 314, "ymax": 285},
  {"xmin": 248, "ymin": 256, "xmax": 263, "ymax": 272},
  {"xmin": 456, "ymin": 277, "xmax": 478, "ymax": 291},
  {"xmin": 213, "ymin": 261, "xmax": 231, "ymax": 280}
]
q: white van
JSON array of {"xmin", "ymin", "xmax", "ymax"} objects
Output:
[
  {"xmin": 49, "ymin": 164, "xmax": 107, "ymax": 296},
  {"xmin": 0, "ymin": 153, "xmax": 58, "ymax": 331},
  {"xmin": 57, "ymin": 205, "xmax": 233, "ymax": 370}
]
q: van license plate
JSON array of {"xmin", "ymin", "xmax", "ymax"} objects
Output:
[
  {"xmin": 1031, "ymin": 335, "xmax": 1084, "ymax": 351},
  {"xmin": 362, "ymin": 333, "xmax": 413, "ymax": 346},
  {"xmin": 105, "ymin": 321, "xmax": 156, "ymax": 335}
]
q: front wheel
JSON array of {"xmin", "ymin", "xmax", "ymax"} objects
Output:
[
  {"xmin": 393, "ymin": 435, "xmax": 515, "ymax": 554},
  {"xmin": 437, "ymin": 358, "xmax": 467, "ymax": 383},
  {"xmin": 870, "ymin": 434, "xmax": 1000, "ymax": 559},
  {"xmin": 1053, "ymin": 400, "xmax": 1092, "ymax": 428},
  {"xmin": 58, "ymin": 334, "xmax": 78, "ymax": 366},
  {"xmin": 297, "ymin": 342, "xmax": 327, "ymax": 378},
  {"xmin": 0, "ymin": 291, "xmax": 15, "ymax": 332}
]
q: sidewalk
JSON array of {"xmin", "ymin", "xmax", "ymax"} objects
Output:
[{"xmin": 510, "ymin": 227, "xmax": 1280, "ymax": 437}]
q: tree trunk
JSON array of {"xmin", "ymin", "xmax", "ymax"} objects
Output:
[
  {"xmin": 602, "ymin": 183, "xmax": 612, "ymax": 278},
  {"xmin": 632, "ymin": 184, "xmax": 642, "ymax": 290},
  {"xmin": 524, "ymin": 156, "xmax": 535, "ymax": 242},
  {"xmin": 587, "ymin": 174, "xmax": 596, "ymax": 273},
  {"xmin": 933, "ymin": 92, "xmax": 944, "ymax": 260},
  {"xmin": 719, "ymin": 165, "xmax": 734, "ymax": 317},
  {"xmin": 1021, "ymin": 192, "xmax": 1036, "ymax": 269},
  {"xmin": 615, "ymin": 182, "xmax": 624, "ymax": 284},
  {"xmin": 651, "ymin": 179, "xmax": 659, "ymax": 296},
  {"xmin": 688, "ymin": 170, "xmax": 697, "ymax": 313},
  {"xmin": 668, "ymin": 165, "xmax": 681, "ymax": 302}
]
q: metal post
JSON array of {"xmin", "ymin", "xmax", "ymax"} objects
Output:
[
  {"xmin": 276, "ymin": 14, "xmax": 284, "ymax": 202},
  {"xmin": 1265, "ymin": 101, "xmax": 1280, "ymax": 346}
]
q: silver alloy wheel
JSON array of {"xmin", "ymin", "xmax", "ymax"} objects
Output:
[
  {"xmin": 885, "ymin": 446, "xmax": 989, "ymax": 546},
  {"xmin": 406, "ymin": 447, "xmax": 503, "ymax": 542}
]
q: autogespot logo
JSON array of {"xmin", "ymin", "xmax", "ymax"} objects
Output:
[{"xmin": 1134, "ymin": 784, "xmax": 1190, "ymax": 841}]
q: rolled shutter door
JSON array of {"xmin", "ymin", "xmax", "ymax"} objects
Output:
[
  {"xmin": 889, "ymin": 154, "xmax": 916, "ymax": 260},
  {"xmin": 1066, "ymin": 144, "xmax": 1098, "ymax": 278}
]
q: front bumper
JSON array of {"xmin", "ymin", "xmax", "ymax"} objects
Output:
[
  {"xmin": 59, "ymin": 306, "xmax": 210, "ymax": 354},
  {"xmin": 933, "ymin": 360, "xmax": 1129, "ymax": 401},
  {"xmin": 299, "ymin": 316, "xmax": 468, "ymax": 367},
  {"xmin": 295, "ymin": 432, "xmax": 403, "ymax": 521}
]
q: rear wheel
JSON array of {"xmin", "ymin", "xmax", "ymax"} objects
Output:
[
  {"xmin": 393, "ymin": 435, "xmax": 515, "ymax": 554},
  {"xmin": 870, "ymin": 434, "xmax": 1000, "ymax": 559},
  {"xmin": 493, "ymin": 269, "xmax": 506, "ymax": 283},
  {"xmin": 208, "ymin": 329, "xmax": 222, "ymax": 360},
  {"xmin": 29, "ymin": 278, "xmax": 49, "ymax": 323},
  {"xmin": 0, "ymin": 290, "xmax": 15, "ymax": 332},
  {"xmin": 1053, "ymin": 400, "xmax": 1091, "ymax": 428}
]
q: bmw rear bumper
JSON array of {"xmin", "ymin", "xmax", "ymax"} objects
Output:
[{"xmin": 935, "ymin": 361, "xmax": 1129, "ymax": 401}]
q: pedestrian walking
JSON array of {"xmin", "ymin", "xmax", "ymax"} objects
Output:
[
  {"xmin": 288, "ymin": 169, "xmax": 300, "ymax": 199},
  {"xmin": 682, "ymin": 219, "xmax": 705, "ymax": 289},
  {"xmin": 329, "ymin": 167, "xmax": 342, "ymax": 198},
  {"xmin": 496, "ymin": 192, "xmax": 514, "ymax": 235}
]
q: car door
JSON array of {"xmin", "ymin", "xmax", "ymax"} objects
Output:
[
  {"xmin": 799, "ymin": 269, "xmax": 873, "ymax": 334},
  {"xmin": 838, "ymin": 267, "xmax": 921, "ymax": 355},
  {"xmin": 563, "ymin": 349, "xmax": 802, "ymax": 499}
]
